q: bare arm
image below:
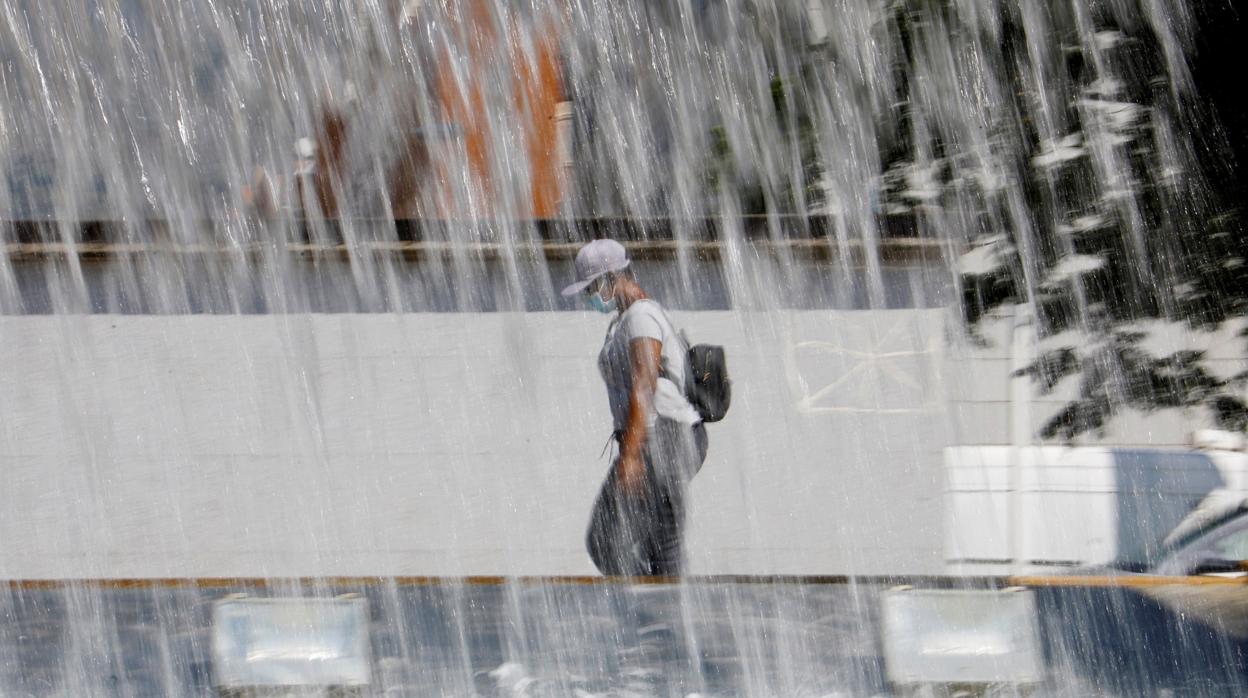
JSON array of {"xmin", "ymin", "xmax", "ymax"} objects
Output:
[{"xmin": 618, "ymin": 336, "xmax": 661, "ymax": 495}]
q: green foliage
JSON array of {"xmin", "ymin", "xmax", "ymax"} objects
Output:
[
  {"xmin": 700, "ymin": 76, "xmax": 823, "ymax": 215},
  {"xmin": 1025, "ymin": 334, "xmax": 1245, "ymax": 440},
  {"xmin": 697, "ymin": 0, "xmax": 1247, "ymax": 439},
  {"xmin": 927, "ymin": 5, "xmax": 1248, "ymax": 440}
]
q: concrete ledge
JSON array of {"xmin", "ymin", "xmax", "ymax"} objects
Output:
[
  {"xmin": 1, "ymin": 215, "xmax": 950, "ymax": 262},
  {"xmin": 1, "ymin": 237, "xmax": 949, "ymax": 262},
  {"xmin": 4, "ymin": 574, "xmax": 1243, "ymax": 589},
  {"xmin": 2, "ymin": 213, "xmax": 921, "ymax": 242}
]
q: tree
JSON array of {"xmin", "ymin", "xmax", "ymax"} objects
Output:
[
  {"xmin": 615, "ymin": 0, "xmax": 1246, "ymax": 442},
  {"xmin": 868, "ymin": 1, "xmax": 1248, "ymax": 439}
]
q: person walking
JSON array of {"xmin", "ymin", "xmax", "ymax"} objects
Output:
[{"xmin": 562, "ymin": 239, "xmax": 708, "ymax": 576}]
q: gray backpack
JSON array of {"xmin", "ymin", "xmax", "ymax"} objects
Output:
[{"xmin": 654, "ymin": 304, "xmax": 731, "ymax": 423}]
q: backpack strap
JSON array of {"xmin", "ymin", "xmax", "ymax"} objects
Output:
[{"xmin": 632, "ymin": 299, "xmax": 688, "ymax": 350}]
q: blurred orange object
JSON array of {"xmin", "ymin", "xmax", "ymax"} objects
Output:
[
  {"xmin": 247, "ymin": 0, "xmax": 567, "ymax": 221},
  {"xmin": 434, "ymin": 0, "xmax": 566, "ymax": 219}
]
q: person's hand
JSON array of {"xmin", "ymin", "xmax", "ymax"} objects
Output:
[{"xmin": 617, "ymin": 451, "xmax": 646, "ymax": 497}]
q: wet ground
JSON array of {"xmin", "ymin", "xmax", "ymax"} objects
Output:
[{"xmin": 0, "ymin": 578, "xmax": 1243, "ymax": 697}]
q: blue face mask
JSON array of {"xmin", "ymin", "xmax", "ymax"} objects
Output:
[{"xmin": 585, "ymin": 290, "xmax": 618, "ymax": 314}]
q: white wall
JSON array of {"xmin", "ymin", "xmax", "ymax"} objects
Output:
[
  {"xmin": 945, "ymin": 313, "xmax": 1248, "ymax": 447},
  {"xmin": 0, "ymin": 310, "xmax": 952, "ymax": 578}
]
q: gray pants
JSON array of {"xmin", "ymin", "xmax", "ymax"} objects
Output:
[{"xmin": 586, "ymin": 419, "xmax": 708, "ymax": 576}]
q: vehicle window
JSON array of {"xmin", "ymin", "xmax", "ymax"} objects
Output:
[
  {"xmin": 1151, "ymin": 514, "xmax": 1248, "ymax": 575},
  {"xmin": 1211, "ymin": 528, "xmax": 1248, "ymax": 561}
]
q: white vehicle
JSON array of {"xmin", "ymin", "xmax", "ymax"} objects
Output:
[{"xmin": 944, "ymin": 436, "xmax": 1248, "ymax": 576}]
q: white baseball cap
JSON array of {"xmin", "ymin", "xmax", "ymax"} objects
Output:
[{"xmin": 561, "ymin": 239, "xmax": 630, "ymax": 297}]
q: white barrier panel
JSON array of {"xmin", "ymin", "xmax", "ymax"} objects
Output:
[
  {"xmin": 880, "ymin": 588, "xmax": 1044, "ymax": 687},
  {"xmin": 211, "ymin": 597, "xmax": 372, "ymax": 689},
  {"xmin": 0, "ymin": 311, "xmax": 950, "ymax": 577}
]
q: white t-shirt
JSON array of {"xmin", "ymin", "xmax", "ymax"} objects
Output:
[{"xmin": 598, "ymin": 299, "xmax": 702, "ymax": 431}]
